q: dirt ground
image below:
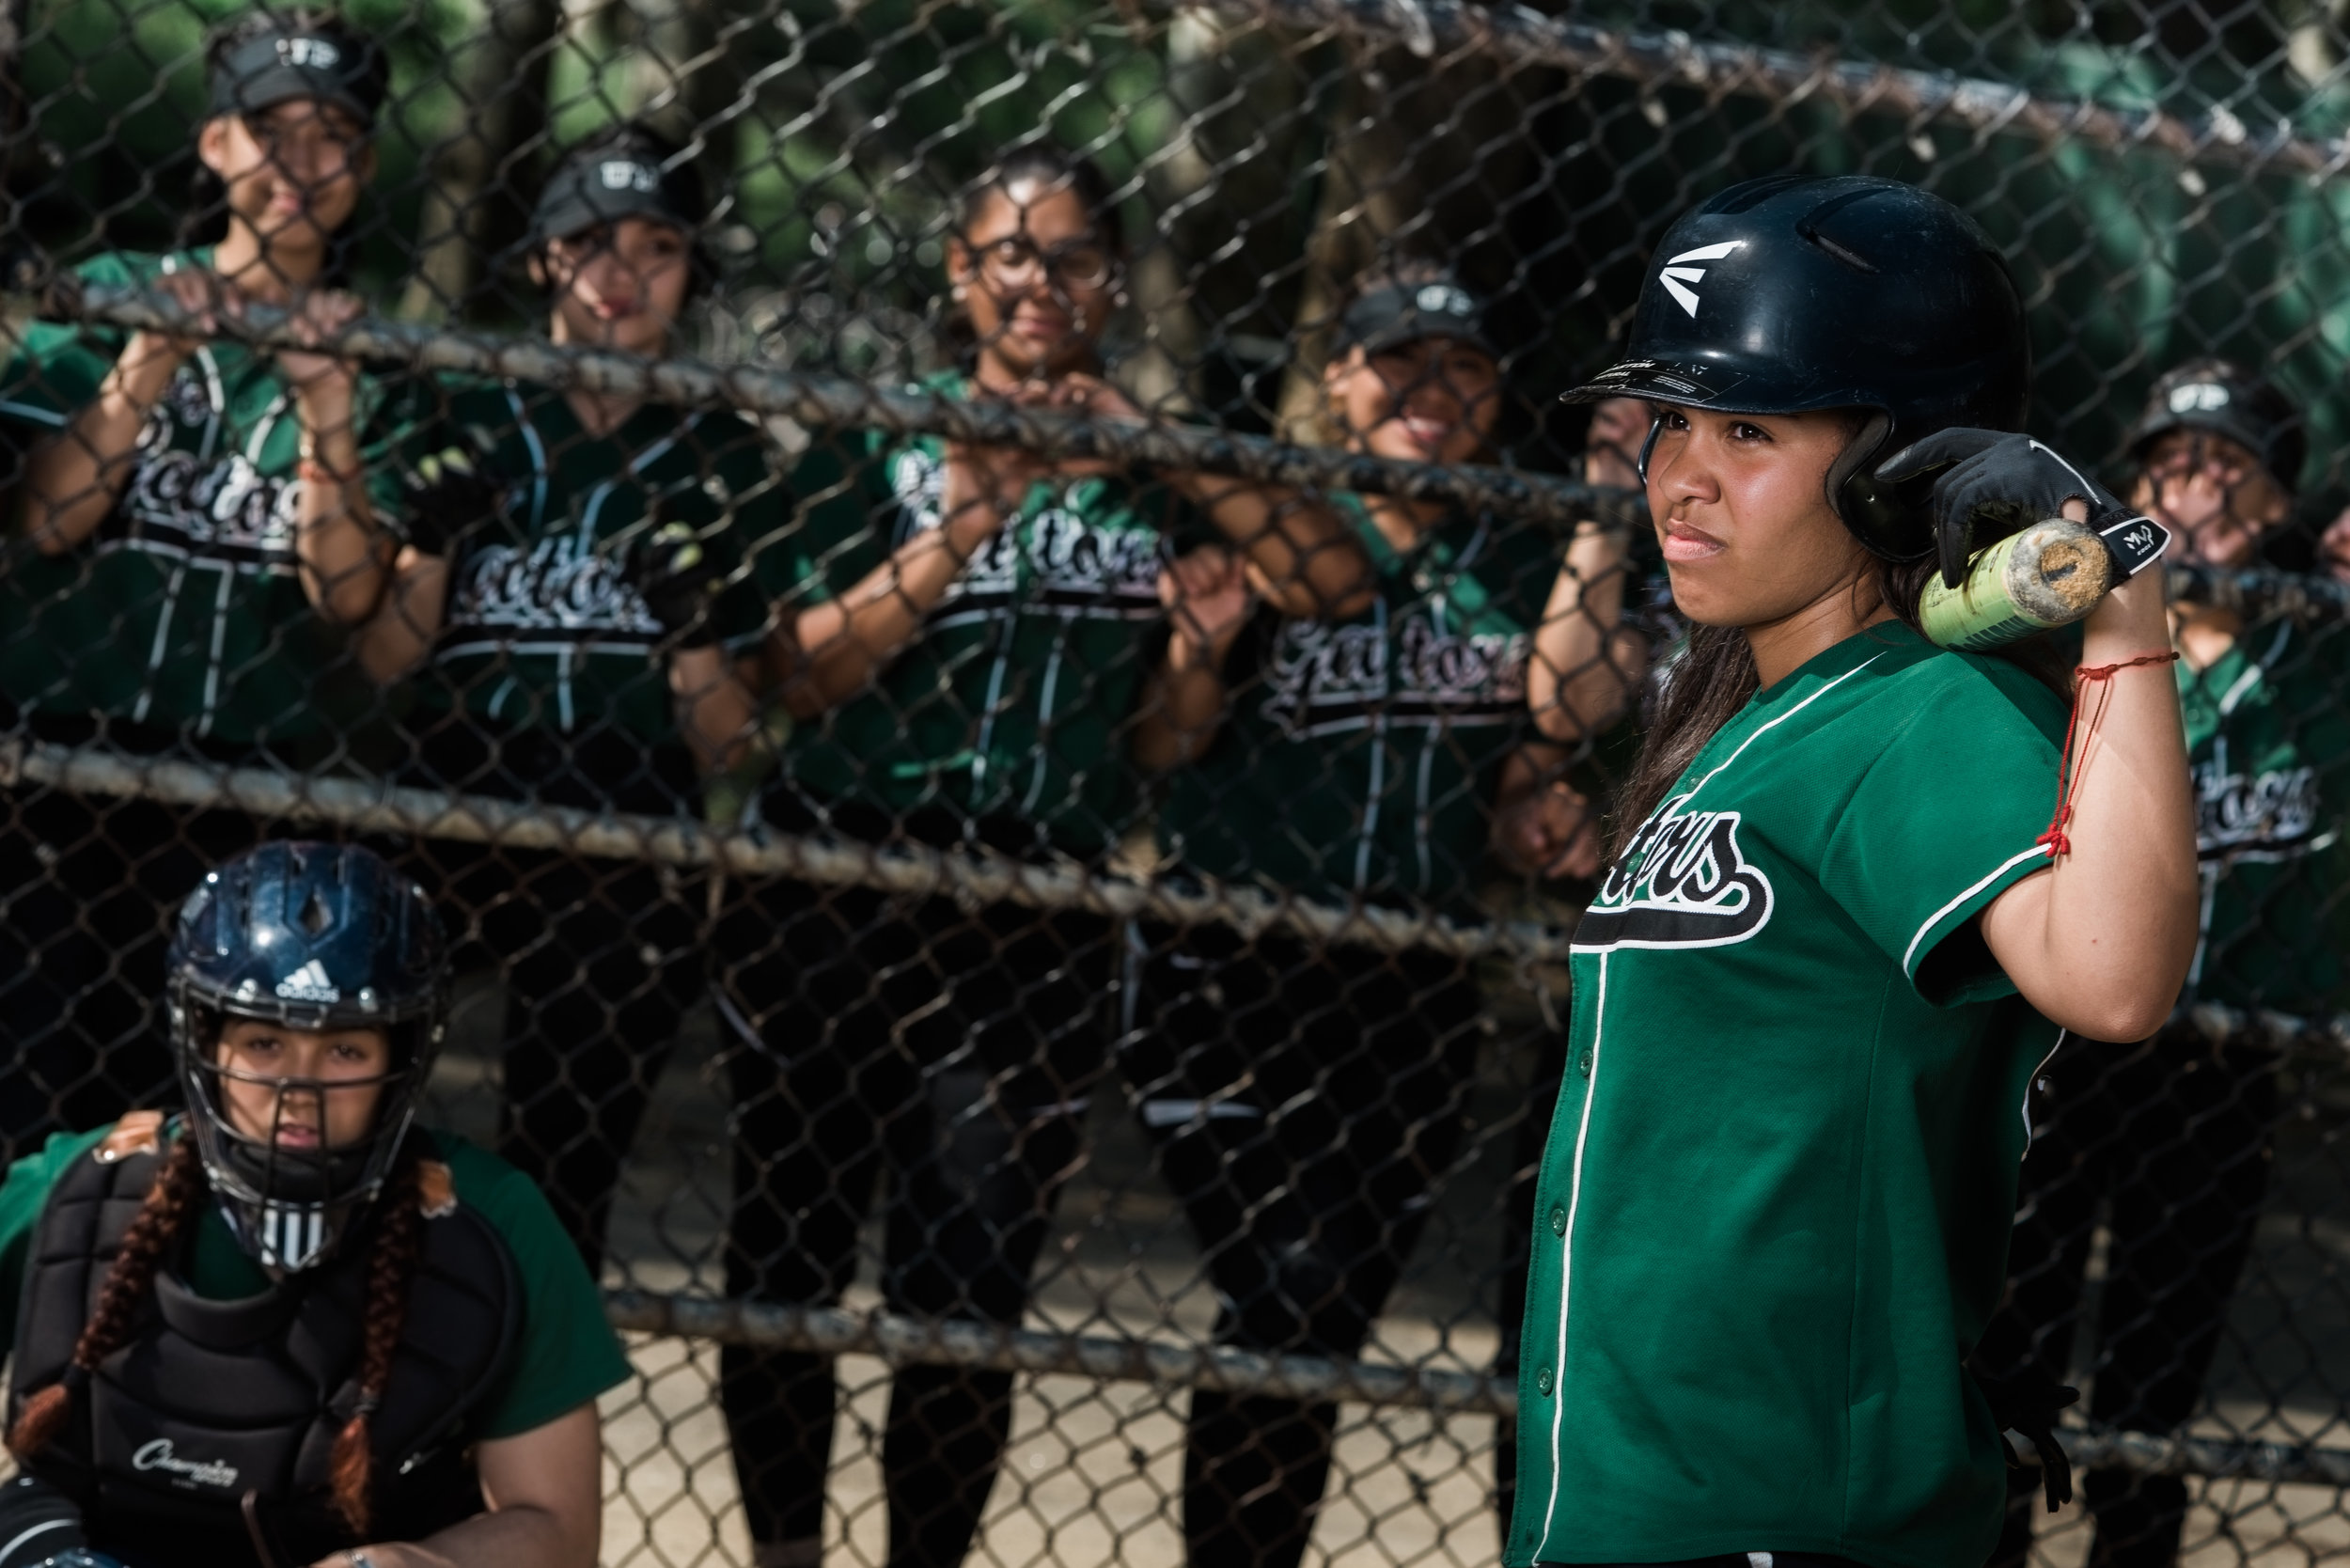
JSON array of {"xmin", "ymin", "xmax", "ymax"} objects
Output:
[{"xmin": 418, "ymin": 977, "xmax": 2350, "ymax": 1568}]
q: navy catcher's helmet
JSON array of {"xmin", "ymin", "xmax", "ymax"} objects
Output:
[
  {"xmin": 1563, "ymin": 174, "xmax": 2032, "ymax": 565},
  {"xmin": 166, "ymin": 842, "xmax": 446, "ymax": 1274}
]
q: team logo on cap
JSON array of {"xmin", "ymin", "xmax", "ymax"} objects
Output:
[
  {"xmin": 600, "ymin": 161, "xmax": 660, "ymax": 193},
  {"xmin": 1416, "ymin": 283, "xmax": 1474, "ymax": 318},
  {"xmin": 1657, "ymin": 240, "xmax": 1746, "ymax": 319},
  {"xmin": 276, "ymin": 36, "xmax": 343, "ymax": 70},
  {"xmin": 2169, "ymin": 382, "xmax": 2231, "ymax": 414}
]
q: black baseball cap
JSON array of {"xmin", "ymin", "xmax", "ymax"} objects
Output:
[
  {"xmin": 2126, "ymin": 359, "xmax": 2305, "ymax": 495},
  {"xmin": 1333, "ymin": 273, "xmax": 1497, "ymax": 359},
  {"xmin": 209, "ymin": 24, "xmax": 389, "ymax": 126},
  {"xmin": 529, "ymin": 133, "xmax": 709, "ymax": 251}
]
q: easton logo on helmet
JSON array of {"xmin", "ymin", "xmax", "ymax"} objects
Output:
[
  {"xmin": 274, "ymin": 959, "xmax": 340, "ymax": 1004},
  {"xmin": 1657, "ymin": 240, "xmax": 1746, "ymax": 318}
]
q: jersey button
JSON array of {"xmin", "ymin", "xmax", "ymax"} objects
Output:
[
  {"xmin": 1548, "ymin": 1205, "xmax": 1567, "ymax": 1236},
  {"xmin": 1575, "ymin": 1047, "xmax": 1594, "ymax": 1078},
  {"xmin": 1535, "ymin": 1366, "xmax": 1555, "ymax": 1396}
]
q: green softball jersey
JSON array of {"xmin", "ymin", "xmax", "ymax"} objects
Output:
[
  {"xmin": 408, "ymin": 381, "xmax": 775, "ymax": 743},
  {"xmin": 0, "ymin": 250, "xmax": 415, "ymax": 746},
  {"xmin": 0, "ymin": 1122, "xmax": 631, "ymax": 1438},
  {"xmin": 2178, "ymin": 616, "xmax": 2350, "ymax": 1016},
  {"xmin": 1159, "ymin": 496, "xmax": 1557, "ymax": 913},
  {"xmin": 1510, "ymin": 621, "xmax": 2068, "ymax": 1568},
  {"xmin": 774, "ymin": 373, "xmax": 1208, "ymax": 853}
]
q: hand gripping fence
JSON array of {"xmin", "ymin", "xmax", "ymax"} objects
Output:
[{"xmin": 15, "ymin": 0, "xmax": 2350, "ymax": 1561}]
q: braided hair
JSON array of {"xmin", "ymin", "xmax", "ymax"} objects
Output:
[
  {"xmin": 6, "ymin": 1135, "xmax": 209, "ymax": 1460},
  {"xmin": 7, "ymin": 1131, "xmax": 431, "ymax": 1540}
]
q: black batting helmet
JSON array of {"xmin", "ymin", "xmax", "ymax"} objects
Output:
[{"xmin": 1563, "ymin": 174, "xmax": 2032, "ymax": 563}]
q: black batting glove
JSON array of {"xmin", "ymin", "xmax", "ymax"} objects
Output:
[
  {"xmin": 400, "ymin": 429, "xmax": 505, "ymax": 559},
  {"xmin": 626, "ymin": 520, "xmax": 725, "ymax": 649},
  {"xmin": 1875, "ymin": 429, "xmax": 2158, "ymax": 588}
]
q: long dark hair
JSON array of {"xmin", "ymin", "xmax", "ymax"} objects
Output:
[
  {"xmin": 180, "ymin": 8, "xmax": 385, "ymax": 284},
  {"xmin": 1612, "ymin": 544, "xmax": 2069, "ymax": 854},
  {"xmin": 7, "ymin": 1130, "xmax": 428, "ymax": 1539}
]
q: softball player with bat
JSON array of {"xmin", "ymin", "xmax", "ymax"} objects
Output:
[
  {"xmin": 1980, "ymin": 361, "xmax": 2350, "ymax": 1568},
  {"xmin": 1509, "ymin": 174, "xmax": 2200, "ymax": 1568}
]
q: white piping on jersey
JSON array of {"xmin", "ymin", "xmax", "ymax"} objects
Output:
[
  {"xmin": 1667, "ymin": 655, "xmax": 1883, "ymax": 812},
  {"xmin": 507, "ymin": 386, "xmax": 550, "ymax": 532},
  {"xmin": 0, "ymin": 1520, "xmax": 76, "ymax": 1565},
  {"xmin": 970, "ymin": 607, "xmax": 1019, "ymax": 800},
  {"xmin": 1536, "ymin": 948, "xmax": 1606, "ymax": 1560},
  {"xmin": 133, "ymin": 559, "xmax": 190, "ymax": 727},
  {"xmin": 1901, "ymin": 843, "xmax": 2053, "ymax": 980},
  {"xmin": 1139, "ymin": 1098, "xmax": 1263, "ymax": 1128},
  {"xmin": 1023, "ymin": 612, "xmax": 1072, "ymax": 815},
  {"xmin": 1413, "ymin": 739, "xmax": 1437, "ymax": 890},
  {"xmin": 2021, "ymin": 1030, "xmax": 2068, "ymax": 1153},
  {"xmin": 1354, "ymin": 599, "xmax": 1392, "ymax": 892},
  {"xmin": 2187, "ymin": 617, "xmax": 2295, "ymax": 985},
  {"xmin": 0, "ymin": 400, "xmax": 63, "ymax": 427},
  {"xmin": 198, "ymin": 563, "xmax": 234, "ymax": 735},
  {"xmin": 193, "ymin": 350, "xmax": 226, "ymax": 463}
]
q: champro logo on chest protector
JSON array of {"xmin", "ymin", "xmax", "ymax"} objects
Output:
[{"xmin": 1572, "ymin": 799, "xmax": 1775, "ymax": 950}]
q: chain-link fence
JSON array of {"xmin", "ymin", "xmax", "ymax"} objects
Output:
[{"xmin": 8, "ymin": 0, "xmax": 2350, "ymax": 1565}]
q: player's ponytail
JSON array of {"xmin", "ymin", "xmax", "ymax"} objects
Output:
[
  {"xmin": 329, "ymin": 1141, "xmax": 427, "ymax": 1538},
  {"xmin": 7, "ymin": 1135, "xmax": 208, "ymax": 1461}
]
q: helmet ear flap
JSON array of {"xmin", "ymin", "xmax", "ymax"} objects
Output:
[{"xmin": 1825, "ymin": 412, "xmax": 1920, "ymax": 564}]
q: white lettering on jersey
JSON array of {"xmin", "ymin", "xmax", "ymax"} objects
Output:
[
  {"xmin": 889, "ymin": 447, "xmax": 1161, "ymax": 621},
  {"xmin": 1260, "ymin": 610, "xmax": 1529, "ymax": 736},
  {"xmin": 2196, "ymin": 757, "xmax": 2322, "ymax": 860},
  {"xmin": 1573, "ymin": 802, "xmax": 1775, "ymax": 950},
  {"xmin": 448, "ymin": 536, "xmax": 661, "ymax": 636}
]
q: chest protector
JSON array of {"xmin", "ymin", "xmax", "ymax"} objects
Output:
[{"xmin": 8, "ymin": 1132, "xmax": 521, "ymax": 1567}]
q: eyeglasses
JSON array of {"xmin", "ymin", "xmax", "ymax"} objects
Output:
[{"xmin": 975, "ymin": 236, "xmax": 1117, "ymax": 290}]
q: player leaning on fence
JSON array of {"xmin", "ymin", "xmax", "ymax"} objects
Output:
[
  {"xmin": 1119, "ymin": 262, "xmax": 1636, "ymax": 1568},
  {"xmin": 0, "ymin": 10, "xmax": 415, "ymax": 1161},
  {"xmin": 708, "ymin": 145, "xmax": 1369, "ymax": 1568},
  {"xmin": 1977, "ymin": 362, "xmax": 2350, "ymax": 1568},
  {"xmin": 1510, "ymin": 175, "xmax": 2200, "ymax": 1568},
  {"xmin": 347, "ymin": 124, "xmax": 779, "ymax": 1278},
  {"xmin": 0, "ymin": 842, "xmax": 628, "ymax": 1568}
]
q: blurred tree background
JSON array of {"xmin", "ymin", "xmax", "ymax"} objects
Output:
[{"xmin": 15, "ymin": 0, "xmax": 2350, "ymax": 533}]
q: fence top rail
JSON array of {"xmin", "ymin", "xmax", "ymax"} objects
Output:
[
  {"xmin": 11, "ymin": 281, "xmax": 1644, "ymax": 529},
  {"xmin": 1200, "ymin": 0, "xmax": 2350, "ymax": 180}
]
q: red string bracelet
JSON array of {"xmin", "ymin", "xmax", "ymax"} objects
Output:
[{"xmin": 2038, "ymin": 650, "xmax": 2181, "ymax": 857}]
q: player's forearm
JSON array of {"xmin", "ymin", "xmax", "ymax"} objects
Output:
[
  {"xmin": 25, "ymin": 379, "xmax": 164, "ymax": 555},
  {"xmin": 1133, "ymin": 652, "xmax": 1229, "ymax": 775},
  {"xmin": 1530, "ymin": 525, "xmax": 1637, "ymax": 742},
  {"xmin": 352, "ymin": 553, "xmax": 448, "ymax": 685},
  {"xmin": 671, "ymin": 647, "xmax": 760, "ymax": 773},
  {"xmin": 784, "ymin": 504, "xmax": 995, "ymax": 713},
  {"xmin": 1982, "ymin": 571, "xmax": 2199, "ymax": 1040},
  {"xmin": 346, "ymin": 1502, "xmax": 591, "ymax": 1568},
  {"xmin": 1182, "ymin": 476, "xmax": 1372, "ymax": 620}
]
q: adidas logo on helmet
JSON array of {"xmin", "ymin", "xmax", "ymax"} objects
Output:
[{"xmin": 274, "ymin": 959, "xmax": 339, "ymax": 1005}]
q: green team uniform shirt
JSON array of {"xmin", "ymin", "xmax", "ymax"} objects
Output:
[
  {"xmin": 2177, "ymin": 617, "xmax": 2350, "ymax": 1016},
  {"xmin": 1159, "ymin": 496, "xmax": 1558, "ymax": 913},
  {"xmin": 410, "ymin": 381, "xmax": 775, "ymax": 744},
  {"xmin": 775, "ymin": 373, "xmax": 1207, "ymax": 853},
  {"xmin": 0, "ymin": 251, "xmax": 415, "ymax": 746},
  {"xmin": 1510, "ymin": 622, "xmax": 2069, "ymax": 1568},
  {"xmin": 0, "ymin": 1121, "xmax": 631, "ymax": 1440}
]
